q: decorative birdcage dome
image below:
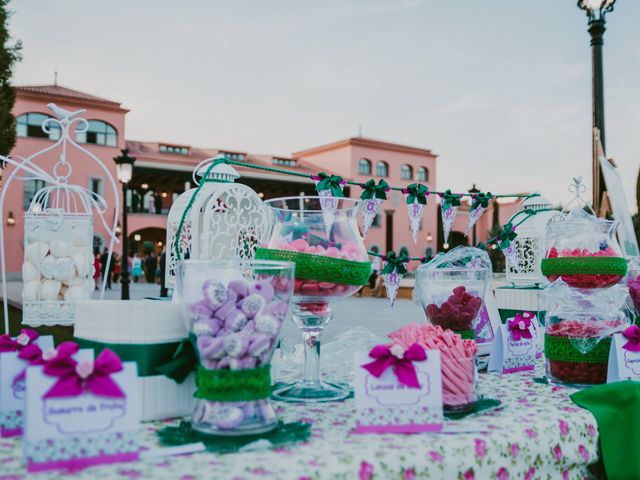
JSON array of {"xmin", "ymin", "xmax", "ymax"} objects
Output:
[
  {"xmin": 505, "ymin": 194, "xmax": 563, "ymax": 286},
  {"xmin": 165, "ymin": 156, "xmax": 268, "ymax": 287}
]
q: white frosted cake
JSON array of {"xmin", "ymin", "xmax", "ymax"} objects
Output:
[{"xmin": 74, "ymin": 299, "xmax": 195, "ymax": 421}]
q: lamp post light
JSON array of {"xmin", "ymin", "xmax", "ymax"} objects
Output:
[
  {"xmin": 577, "ymin": 0, "xmax": 616, "ymax": 212},
  {"xmin": 113, "ymin": 149, "xmax": 136, "ymax": 300}
]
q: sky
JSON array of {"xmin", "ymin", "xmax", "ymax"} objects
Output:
[{"xmin": 8, "ymin": 0, "xmax": 640, "ymax": 211}]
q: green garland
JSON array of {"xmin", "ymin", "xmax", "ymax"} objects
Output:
[
  {"xmin": 544, "ymin": 334, "xmax": 612, "ymax": 364},
  {"xmin": 541, "ymin": 257, "xmax": 627, "ymax": 276},
  {"xmin": 255, "ymin": 248, "xmax": 371, "ymax": 286},
  {"xmin": 196, "ymin": 365, "xmax": 271, "ymax": 402}
]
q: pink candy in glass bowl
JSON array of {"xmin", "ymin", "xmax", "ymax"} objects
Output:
[
  {"xmin": 540, "ymin": 209, "xmax": 627, "ymax": 289},
  {"xmin": 256, "ymin": 196, "xmax": 370, "ymax": 403}
]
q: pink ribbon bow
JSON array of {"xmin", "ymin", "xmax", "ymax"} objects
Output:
[
  {"xmin": 43, "ymin": 348, "xmax": 125, "ymax": 399},
  {"xmin": 508, "ymin": 312, "xmax": 534, "ymax": 341},
  {"xmin": 11, "ymin": 343, "xmax": 44, "ymax": 387},
  {"xmin": 0, "ymin": 329, "xmax": 39, "ymax": 352},
  {"xmin": 622, "ymin": 325, "xmax": 640, "ymax": 353},
  {"xmin": 361, "ymin": 343, "xmax": 426, "ymax": 389}
]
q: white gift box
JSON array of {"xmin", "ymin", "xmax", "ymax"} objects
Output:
[{"xmin": 74, "ymin": 300, "xmax": 196, "ymax": 421}]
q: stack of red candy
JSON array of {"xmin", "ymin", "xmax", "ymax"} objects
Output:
[
  {"xmin": 628, "ymin": 274, "xmax": 640, "ymax": 314},
  {"xmin": 546, "ymin": 319, "xmax": 623, "ymax": 384},
  {"xmin": 546, "ymin": 246, "xmax": 623, "ymax": 288},
  {"xmin": 425, "ymin": 286, "xmax": 483, "ymax": 332}
]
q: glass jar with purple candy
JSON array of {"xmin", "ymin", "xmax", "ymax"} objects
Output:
[{"xmin": 176, "ymin": 259, "xmax": 295, "ymax": 435}]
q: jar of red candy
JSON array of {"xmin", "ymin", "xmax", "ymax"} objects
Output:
[
  {"xmin": 541, "ymin": 209, "xmax": 627, "ymax": 289},
  {"xmin": 543, "ymin": 280, "xmax": 628, "ymax": 386},
  {"xmin": 414, "ymin": 246, "xmax": 491, "ymax": 340}
]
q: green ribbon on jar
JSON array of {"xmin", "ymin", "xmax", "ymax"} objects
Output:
[
  {"xmin": 544, "ymin": 334, "xmax": 612, "ymax": 364},
  {"xmin": 195, "ymin": 365, "xmax": 272, "ymax": 402},
  {"xmin": 541, "ymin": 257, "xmax": 628, "ymax": 276},
  {"xmin": 255, "ymin": 248, "xmax": 371, "ymax": 286}
]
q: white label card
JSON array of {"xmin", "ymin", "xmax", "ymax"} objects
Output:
[{"xmin": 607, "ymin": 334, "xmax": 640, "ymax": 382}]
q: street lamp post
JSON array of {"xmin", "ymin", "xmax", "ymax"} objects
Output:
[
  {"xmin": 113, "ymin": 149, "xmax": 136, "ymax": 300},
  {"xmin": 577, "ymin": 0, "xmax": 616, "ymax": 212}
]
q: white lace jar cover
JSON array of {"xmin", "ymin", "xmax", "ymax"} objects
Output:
[
  {"xmin": 22, "ymin": 209, "xmax": 94, "ymax": 327},
  {"xmin": 165, "ymin": 157, "xmax": 268, "ymax": 287}
]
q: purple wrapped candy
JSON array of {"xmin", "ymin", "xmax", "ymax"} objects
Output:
[
  {"xmin": 241, "ymin": 402, "xmax": 257, "ymax": 419},
  {"xmin": 261, "ymin": 301, "xmax": 289, "ymax": 320},
  {"xmin": 224, "ymin": 309, "xmax": 248, "ymax": 332},
  {"xmin": 257, "ymin": 399, "xmax": 276, "ymax": 423},
  {"xmin": 223, "ymin": 333, "xmax": 250, "ymax": 357},
  {"xmin": 218, "ymin": 357, "xmax": 232, "ymax": 369},
  {"xmin": 202, "ymin": 358, "xmax": 219, "ymax": 370},
  {"xmin": 214, "ymin": 300, "xmax": 237, "ymax": 322},
  {"xmin": 188, "ymin": 300, "xmax": 214, "ymax": 322},
  {"xmin": 199, "ymin": 336, "xmax": 226, "ymax": 359},
  {"xmin": 228, "ymin": 280, "xmax": 249, "ymax": 300},
  {"xmin": 240, "ymin": 294, "xmax": 267, "ymax": 319},
  {"xmin": 254, "ymin": 313, "xmax": 280, "ymax": 337},
  {"xmin": 202, "ymin": 280, "xmax": 227, "ymax": 310},
  {"xmin": 248, "ymin": 333, "xmax": 272, "ymax": 358},
  {"xmin": 193, "ymin": 318, "xmax": 222, "ymax": 336},
  {"xmin": 250, "ymin": 280, "xmax": 275, "ymax": 302},
  {"xmin": 215, "ymin": 406, "xmax": 245, "ymax": 429}
]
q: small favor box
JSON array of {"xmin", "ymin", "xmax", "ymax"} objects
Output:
[
  {"xmin": 0, "ymin": 334, "xmax": 54, "ymax": 437},
  {"xmin": 607, "ymin": 329, "xmax": 640, "ymax": 382},
  {"xmin": 473, "ymin": 290, "xmax": 502, "ymax": 357},
  {"xmin": 488, "ymin": 313, "xmax": 537, "ymax": 374},
  {"xmin": 353, "ymin": 349, "xmax": 443, "ymax": 434},
  {"xmin": 24, "ymin": 356, "xmax": 140, "ymax": 472}
]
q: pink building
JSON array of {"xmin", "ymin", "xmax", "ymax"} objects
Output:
[{"xmin": 1, "ymin": 84, "xmax": 521, "ymax": 277}]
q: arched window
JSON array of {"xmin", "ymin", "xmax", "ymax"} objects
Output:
[
  {"xmin": 358, "ymin": 158, "xmax": 371, "ymax": 175},
  {"xmin": 76, "ymin": 120, "xmax": 117, "ymax": 147},
  {"xmin": 417, "ymin": 167, "xmax": 429, "ymax": 182},
  {"xmin": 400, "ymin": 164, "xmax": 413, "ymax": 180},
  {"xmin": 375, "ymin": 160, "xmax": 388, "ymax": 177},
  {"xmin": 16, "ymin": 113, "xmax": 61, "ymax": 140}
]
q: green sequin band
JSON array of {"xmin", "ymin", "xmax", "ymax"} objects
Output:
[
  {"xmin": 255, "ymin": 248, "xmax": 371, "ymax": 286},
  {"xmin": 540, "ymin": 257, "xmax": 627, "ymax": 276},
  {"xmin": 195, "ymin": 366, "xmax": 271, "ymax": 402},
  {"xmin": 544, "ymin": 334, "xmax": 611, "ymax": 364},
  {"xmin": 455, "ymin": 329, "xmax": 476, "ymax": 340}
]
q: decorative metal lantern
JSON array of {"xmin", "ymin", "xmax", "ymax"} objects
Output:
[
  {"xmin": 165, "ymin": 156, "xmax": 268, "ymax": 287},
  {"xmin": 21, "ymin": 187, "xmax": 95, "ymax": 326},
  {"xmin": 505, "ymin": 195, "xmax": 563, "ymax": 286}
]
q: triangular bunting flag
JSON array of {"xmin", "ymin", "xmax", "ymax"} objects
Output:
[
  {"xmin": 313, "ymin": 173, "xmax": 345, "ymax": 236},
  {"xmin": 382, "ymin": 265, "xmax": 403, "ymax": 307},
  {"xmin": 406, "ymin": 201, "xmax": 425, "ymax": 244},
  {"xmin": 465, "ymin": 192, "xmax": 492, "ymax": 237},
  {"xmin": 465, "ymin": 205, "xmax": 483, "ymax": 237},
  {"xmin": 362, "ymin": 198, "xmax": 384, "ymax": 237},
  {"xmin": 440, "ymin": 190, "xmax": 461, "ymax": 243}
]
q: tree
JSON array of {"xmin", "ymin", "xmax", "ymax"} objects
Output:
[{"xmin": 0, "ymin": 0, "xmax": 21, "ymax": 157}]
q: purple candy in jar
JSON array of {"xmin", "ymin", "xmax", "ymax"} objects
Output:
[
  {"xmin": 228, "ymin": 280, "xmax": 249, "ymax": 300},
  {"xmin": 224, "ymin": 309, "xmax": 248, "ymax": 332},
  {"xmin": 240, "ymin": 294, "xmax": 267, "ymax": 319},
  {"xmin": 250, "ymin": 280, "xmax": 275, "ymax": 302},
  {"xmin": 188, "ymin": 300, "xmax": 213, "ymax": 322},
  {"xmin": 214, "ymin": 300, "xmax": 237, "ymax": 322},
  {"xmin": 193, "ymin": 318, "xmax": 222, "ymax": 336},
  {"xmin": 215, "ymin": 406, "xmax": 245, "ymax": 429},
  {"xmin": 241, "ymin": 401, "xmax": 257, "ymax": 420},
  {"xmin": 202, "ymin": 280, "xmax": 227, "ymax": 310},
  {"xmin": 262, "ymin": 301, "xmax": 289, "ymax": 320},
  {"xmin": 223, "ymin": 332, "xmax": 250, "ymax": 357},
  {"xmin": 199, "ymin": 336, "xmax": 226, "ymax": 359},
  {"xmin": 202, "ymin": 358, "xmax": 219, "ymax": 370},
  {"xmin": 257, "ymin": 399, "xmax": 277, "ymax": 423},
  {"xmin": 248, "ymin": 333, "xmax": 272, "ymax": 357},
  {"xmin": 218, "ymin": 357, "xmax": 231, "ymax": 369},
  {"xmin": 254, "ymin": 313, "xmax": 280, "ymax": 337}
]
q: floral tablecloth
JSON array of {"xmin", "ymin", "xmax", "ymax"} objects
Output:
[{"xmin": 0, "ymin": 362, "xmax": 600, "ymax": 480}]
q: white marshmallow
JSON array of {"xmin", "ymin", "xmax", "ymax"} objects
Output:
[
  {"xmin": 64, "ymin": 285, "xmax": 88, "ymax": 301},
  {"xmin": 38, "ymin": 255, "xmax": 56, "ymax": 279},
  {"xmin": 26, "ymin": 241, "xmax": 48, "ymax": 264},
  {"xmin": 22, "ymin": 281, "xmax": 41, "ymax": 301},
  {"xmin": 71, "ymin": 252, "xmax": 90, "ymax": 277},
  {"xmin": 55, "ymin": 258, "xmax": 74, "ymax": 282},
  {"xmin": 40, "ymin": 280, "xmax": 62, "ymax": 301},
  {"xmin": 22, "ymin": 261, "xmax": 40, "ymax": 282},
  {"xmin": 50, "ymin": 239, "xmax": 72, "ymax": 258},
  {"xmin": 72, "ymin": 232, "xmax": 89, "ymax": 247}
]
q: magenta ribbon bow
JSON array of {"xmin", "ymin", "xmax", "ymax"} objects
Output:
[
  {"xmin": 361, "ymin": 343, "xmax": 426, "ymax": 389},
  {"xmin": 508, "ymin": 312, "xmax": 534, "ymax": 341},
  {"xmin": 43, "ymin": 348, "xmax": 125, "ymax": 399},
  {"xmin": 11, "ymin": 343, "xmax": 44, "ymax": 388},
  {"xmin": 622, "ymin": 325, "xmax": 640, "ymax": 353},
  {"xmin": 0, "ymin": 329, "xmax": 39, "ymax": 352}
]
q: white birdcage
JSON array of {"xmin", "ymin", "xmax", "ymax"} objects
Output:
[
  {"xmin": 165, "ymin": 156, "xmax": 268, "ymax": 287},
  {"xmin": 505, "ymin": 195, "xmax": 563, "ymax": 286},
  {"xmin": 1, "ymin": 104, "xmax": 119, "ymax": 330},
  {"xmin": 21, "ymin": 187, "xmax": 95, "ymax": 326}
]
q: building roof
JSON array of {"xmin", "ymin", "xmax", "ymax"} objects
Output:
[
  {"xmin": 16, "ymin": 85, "xmax": 128, "ymax": 112},
  {"xmin": 293, "ymin": 136, "xmax": 436, "ymax": 158}
]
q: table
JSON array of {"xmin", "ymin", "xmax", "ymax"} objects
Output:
[{"xmin": 0, "ymin": 362, "xmax": 600, "ymax": 480}]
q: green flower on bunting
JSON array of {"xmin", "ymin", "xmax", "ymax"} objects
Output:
[
  {"xmin": 314, "ymin": 172, "xmax": 345, "ymax": 197},
  {"xmin": 404, "ymin": 183, "xmax": 429, "ymax": 205},
  {"xmin": 441, "ymin": 189, "xmax": 462, "ymax": 207},
  {"xmin": 471, "ymin": 192, "xmax": 493, "ymax": 210},
  {"xmin": 360, "ymin": 179, "xmax": 390, "ymax": 200},
  {"xmin": 381, "ymin": 250, "xmax": 408, "ymax": 275},
  {"xmin": 496, "ymin": 222, "xmax": 517, "ymax": 250}
]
